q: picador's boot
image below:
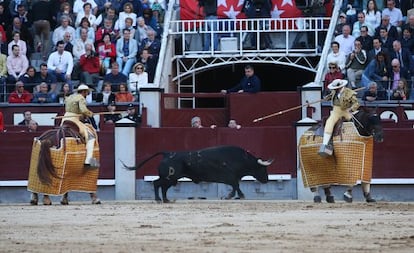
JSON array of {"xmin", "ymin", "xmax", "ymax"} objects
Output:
[
  {"xmin": 362, "ymin": 183, "xmax": 375, "ymax": 202},
  {"xmin": 324, "ymin": 187, "xmax": 335, "ymax": 203},
  {"xmin": 364, "ymin": 192, "xmax": 376, "ymax": 203},
  {"xmin": 318, "ymin": 133, "xmax": 333, "ymax": 157},
  {"xmin": 343, "ymin": 190, "xmax": 353, "ymax": 203},
  {"xmin": 84, "ymin": 139, "xmax": 99, "ymax": 169}
]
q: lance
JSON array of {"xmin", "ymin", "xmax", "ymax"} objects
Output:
[
  {"xmin": 253, "ymin": 87, "xmax": 366, "ymax": 123},
  {"xmin": 52, "ymin": 111, "xmax": 126, "ymax": 119}
]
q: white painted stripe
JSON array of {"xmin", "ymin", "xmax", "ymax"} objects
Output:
[{"xmin": 0, "ymin": 179, "xmax": 115, "ymax": 187}]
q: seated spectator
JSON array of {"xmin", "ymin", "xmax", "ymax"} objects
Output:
[
  {"xmin": 52, "ymin": 15, "xmax": 76, "ymax": 47},
  {"xmin": 103, "ymin": 62, "xmax": 127, "ymax": 91},
  {"xmin": 116, "ymin": 29, "xmax": 137, "ymax": 76},
  {"xmin": 95, "ymin": 6, "xmax": 118, "ymax": 29},
  {"xmin": 352, "ymin": 12, "xmax": 374, "ymax": 37},
  {"xmin": 6, "ymin": 45, "xmax": 28, "ymax": 91},
  {"xmin": 362, "ymin": 82, "xmax": 386, "ymax": 101},
  {"xmin": 73, "ymin": 0, "xmax": 98, "ymax": 16},
  {"xmin": 57, "ymin": 83, "xmax": 72, "ymax": 103},
  {"xmin": 73, "ymin": 27, "xmax": 95, "ymax": 63},
  {"xmin": 47, "ymin": 40, "xmax": 74, "ymax": 90},
  {"xmin": 8, "ymin": 81, "xmax": 32, "ymax": 103},
  {"xmin": 228, "ymin": 119, "xmax": 241, "ymax": 129},
  {"xmin": 97, "ymin": 33, "xmax": 116, "ymax": 72},
  {"xmin": 75, "ymin": 3, "xmax": 97, "ymax": 29},
  {"xmin": 75, "ymin": 17, "xmax": 95, "ymax": 42},
  {"xmin": 56, "ymin": 2, "xmax": 75, "ymax": 27},
  {"xmin": 62, "ymin": 31, "xmax": 74, "ymax": 54},
  {"xmin": 363, "ymin": 0, "xmax": 381, "ymax": 30},
  {"xmin": 103, "ymin": 100, "xmax": 122, "ymax": 123},
  {"xmin": 27, "ymin": 119, "xmax": 39, "ymax": 133},
  {"xmin": 374, "ymin": 15, "xmax": 399, "ymax": 40},
  {"xmin": 140, "ymin": 29, "xmax": 161, "ymax": 59},
  {"xmin": 388, "ymin": 58, "xmax": 410, "ymax": 90},
  {"xmin": 7, "ymin": 31, "xmax": 27, "ymax": 57},
  {"xmin": 366, "ymin": 37, "xmax": 390, "ymax": 64},
  {"xmin": 345, "ymin": 39, "xmax": 367, "ymax": 88},
  {"xmin": 128, "ymin": 63, "xmax": 148, "ymax": 94},
  {"xmin": 119, "ymin": 17, "xmax": 136, "ymax": 39},
  {"xmin": 324, "ymin": 62, "xmax": 344, "ymax": 95},
  {"xmin": 135, "ymin": 16, "xmax": 151, "ymax": 46},
  {"xmin": 361, "ymin": 51, "xmax": 389, "ymax": 89},
  {"xmin": 124, "ymin": 103, "xmax": 141, "ymax": 123},
  {"xmin": 400, "ymin": 28, "xmax": 414, "ymax": 56},
  {"xmin": 18, "ymin": 66, "xmax": 37, "ymax": 91},
  {"xmin": 334, "ymin": 12, "xmax": 348, "ymax": 37},
  {"xmin": 95, "ymin": 18, "xmax": 118, "ymax": 44},
  {"xmin": 191, "ymin": 116, "xmax": 216, "ymax": 129},
  {"xmin": 391, "ymin": 78, "xmax": 410, "ymax": 100},
  {"xmin": 117, "ymin": 2, "xmax": 137, "ymax": 30},
  {"xmin": 382, "ymin": 0, "xmax": 403, "ymax": 29},
  {"xmin": 221, "ymin": 65, "xmax": 261, "ymax": 93},
  {"xmin": 32, "ymin": 82, "xmax": 55, "ymax": 103},
  {"xmin": 138, "ymin": 48, "xmax": 157, "ymax": 83},
  {"xmin": 79, "ymin": 43, "xmax": 101, "ymax": 88},
  {"xmin": 34, "ymin": 63, "xmax": 58, "ymax": 94},
  {"xmin": 0, "ymin": 4, "xmax": 11, "ymax": 32},
  {"xmin": 115, "ymin": 83, "xmax": 134, "ymax": 102},
  {"xmin": 356, "ymin": 25, "xmax": 373, "ymax": 52},
  {"xmin": 326, "ymin": 41, "xmax": 347, "ymax": 74},
  {"xmin": 6, "ymin": 17, "xmax": 33, "ymax": 52},
  {"xmin": 390, "ymin": 40, "xmax": 414, "ymax": 75},
  {"xmin": 334, "ymin": 25, "xmax": 355, "ymax": 57},
  {"xmin": 151, "ymin": 1, "xmax": 164, "ymax": 24},
  {"xmin": 143, "ymin": 8, "xmax": 163, "ymax": 40},
  {"xmin": 18, "ymin": 110, "xmax": 32, "ymax": 126},
  {"xmin": 95, "ymin": 81, "xmax": 116, "ymax": 104}
]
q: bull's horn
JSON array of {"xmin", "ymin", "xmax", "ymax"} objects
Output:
[{"xmin": 257, "ymin": 159, "xmax": 273, "ymax": 166}]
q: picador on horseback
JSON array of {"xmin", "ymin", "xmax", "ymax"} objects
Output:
[
  {"xmin": 62, "ymin": 84, "xmax": 99, "ymax": 168},
  {"xmin": 318, "ymin": 79, "xmax": 359, "ymax": 157}
]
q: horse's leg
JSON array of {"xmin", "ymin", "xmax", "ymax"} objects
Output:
[
  {"xmin": 30, "ymin": 193, "xmax": 38, "ymax": 205},
  {"xmin": 311, "ymin": 187, "xmax": 322, "ymax": 203},
  {"xmin": 43, "ymin": 195, "xmax": 52, "ymax": 205},
  {"xmin": 90, "ymin": 192, "xmax": 101, "ymax": 204},
  {"xmin": 235, "ymin": 183, "xmax": 245, "ymax": 200},
  {"xmin": 343, "ymin": 186, "xmax": 353, "ymax": 203},
  {"xmin": 324, "ymin": 187, "xmax": 335, "ymax": 203},
  {"xmin": 60, "ymin": 193, "xmax": 69, "ymax": 205},
  {"xmin": 362, "ymin": 182, "xmax": 376, "ymax": 203}
]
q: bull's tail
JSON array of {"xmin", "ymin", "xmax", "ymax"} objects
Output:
[{"xmin": 121, "ymin": 152, "xmax": 165, "ymax": 170}]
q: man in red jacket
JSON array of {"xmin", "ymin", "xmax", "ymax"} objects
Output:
[
  {"xmin": 8, "ymin": 81, "xmax": 32, "ymax": 103},
  {"xmin": 79, "ymin": 43, "xmax": 101, "ymax": 90}
]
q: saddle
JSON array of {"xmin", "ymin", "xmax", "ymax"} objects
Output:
[{"xmin": 309, "ymin": 117, "xmax": 347, "ymax": 142}]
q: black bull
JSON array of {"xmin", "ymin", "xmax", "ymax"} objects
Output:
[{"xmin": 124, "ymin": 146, "xmax": 273, "ymax": 202}]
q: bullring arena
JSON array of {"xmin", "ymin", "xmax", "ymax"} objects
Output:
[{"xmin": 1, "ymin": 200, "xmax": 413, "ymax": 253}]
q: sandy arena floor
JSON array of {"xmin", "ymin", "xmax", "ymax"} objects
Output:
[{"xmin": 1, "ymin": 200, "xmax": 413, "ymax": 253}]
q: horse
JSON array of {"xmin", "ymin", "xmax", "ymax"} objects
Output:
[
  {"xmin": 27, "ymin": 121, "xmax": 101, "ymax": 205},
  {"xmin": 298, "ymin": 107, "xmax": 384, "ymax": 203}
]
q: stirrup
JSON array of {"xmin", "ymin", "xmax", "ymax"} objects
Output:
[{"xmin": 318, "ymin": 144, "xmax": 333, "ymax": 157}]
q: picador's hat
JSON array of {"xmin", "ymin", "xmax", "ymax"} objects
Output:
[
  {"xmin": 75, "ymin": 84, "xmax": 93, "ymax": 92},
  {"xmin": 328, "ymin": 79, "xmax": 348, "ymax": 90}
]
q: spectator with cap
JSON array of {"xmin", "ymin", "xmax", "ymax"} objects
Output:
[
  {"xmin": 124, "ymin": 103, "xmax": 141, "ymax": 123},
  {"xmin": 104, "ymin": 100, "xmax": 122, "ymax": 123}
]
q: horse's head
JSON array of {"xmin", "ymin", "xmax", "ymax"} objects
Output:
[{"xmin": 354, "ymin": 108, "xmax": 384, "ymax": 143}]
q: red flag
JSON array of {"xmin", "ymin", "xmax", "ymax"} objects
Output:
[{"xmin": 180, "ymin": 0, "xmax": 304, "ymax": 29}]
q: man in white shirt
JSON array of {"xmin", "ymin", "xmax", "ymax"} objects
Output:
[
  {"xmin": 334, "ymin": 25, "xmax": 356, "ymax": 57},
  {"xmin": 382, "ymin": 0, "xmax": 403, "ymax": 28},
  {"xmin": 47, "ymin": 40, "xmax": 74, "ymax": 90},
  {"xmin": 53, "ymin": 15, "xmax": 76, "ymax": 47}
]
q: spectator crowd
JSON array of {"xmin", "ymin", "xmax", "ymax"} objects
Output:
[
  {"xmin": 0, "ymin": 0, "xmax": 165, "ymax": 103},
  {"xmin": 327, "ymin": 0, "xmax": 414, "ymax": 100}
]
